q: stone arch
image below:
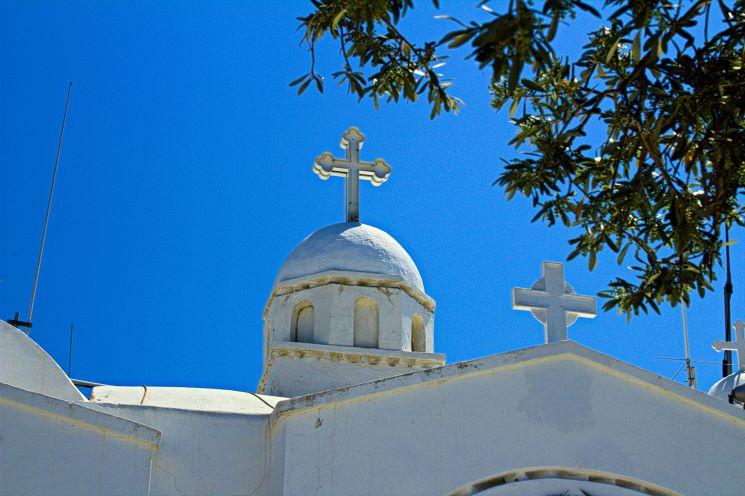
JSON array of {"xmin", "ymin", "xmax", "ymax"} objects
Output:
[
  {"xmin": 446, "ymin": 466, "xmax": 679, "ymax": 496},
  {"xmin": 411, "ymin": 314, "xmax": 426, "ymax": 352},
  {"xmin": 354, "ymin": 297, "xmax": 379, "ymax": 348},
  {"xmin": 292, "ymin": 301, "xmax": 315, "ymax": 343}
]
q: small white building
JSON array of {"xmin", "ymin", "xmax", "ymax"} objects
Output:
[{"xmin": 2, "ymin": 128, "xmax": 744, "ymax": 496}]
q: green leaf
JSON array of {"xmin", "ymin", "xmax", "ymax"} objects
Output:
[
  {"xmin": 573, "ymin": 1, "xmax": 600, "ymax": 17},
  {"xmin": 509, "ymin": 96, "xmax": 522, "ymax": 118},
  {"xmin": 447, "ymin": 32, "xmax": 473, "ymax": 48},
  {"xmin": 296, "ymin": 78, "xmax": 311, "ymax": 95},
  {"xmin": 632, "ymin": 32, "xmax": 641, "ymax": 63},
  {"xmin": 521, "ymin": 79, "xmax": 545, "ymax": 92},
  {"xmin": 617, "ymin": 244, "xmax": 630, "ymax": 265},
  {"xmin": 332, "ymin": 8, "xmax": 346, "ymax": 30},
  {"xmin": 289, "ymin": 74, "xmax": 308, "ymax": 87}
]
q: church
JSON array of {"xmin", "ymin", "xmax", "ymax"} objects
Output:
[{"xmin": 2, "ymin": 128, "xmax": 744, "ymax": 496}]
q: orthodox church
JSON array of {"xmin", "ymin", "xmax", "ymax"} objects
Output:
[{"xmin": 2, "ymin": 128, "xmax": 745, "ymax": 496}]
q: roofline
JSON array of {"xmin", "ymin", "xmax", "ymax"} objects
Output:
[
  {"xmin": 263, "ymin": 269, "xmax": 435, "ymax": 318},
  {"xmin": 273, "ymin": 340, "xmax": 745, "ymax": 425},
  {"xmin": 257, "ymin": 341, "xmax": 446, "ymax": 393},
  {"xmin": 0, "ymin": 382, "xmax": 161, "ymax": 448},
  {"xmin": 86, "ymin": 401, "xmax": 275, "ymax": 419}
]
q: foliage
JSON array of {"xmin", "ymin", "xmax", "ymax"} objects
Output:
[{"xmin": 295, "ymin": 0, "xmax": 745, "ymax": 317}]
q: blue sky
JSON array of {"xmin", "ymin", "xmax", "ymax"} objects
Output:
[{"xmin": 1, "ymin": 1, "xmax": 740, "ymax": 393}]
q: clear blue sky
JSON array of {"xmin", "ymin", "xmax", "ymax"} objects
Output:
[{"xmin": 1, "ymin": 1, "xmax": 740, "ymax": 393}]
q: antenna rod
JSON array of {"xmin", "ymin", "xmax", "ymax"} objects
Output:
[
  {"xmin": 681, "ymin": 304, "xmax": 697, "ymax": 389},
  {"xmin": 26, "ymin": 82, "xmax": 72, "ymax": 332},
  {"xmin": 67, "ymin": 323, "xmax": 74, "ymax": 376},
  {"xmin": 723, "ymin": 225, "xmax": 733, "ymax": 377}
]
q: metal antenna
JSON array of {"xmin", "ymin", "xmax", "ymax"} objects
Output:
[
  {"xmin": 24, "ymin": 82, "xmax": 73, "ymax": 334},
  {"xmin": 67, "ymin": 323, "xmax": 74, "ymax": 376},
  {"xmin": 681, "ymin": 304, "xmax": 697, "ymax": 389},
  {"xmin": 723, "ymin": 225, "xmax": 734, "ymax": 377}
]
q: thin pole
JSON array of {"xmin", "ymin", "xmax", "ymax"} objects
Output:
[
  {"xmin": 681, "ymin": 304, "xmax": 697, "ymax": 389},
  {"xmin": 27, "ymin": 82, "xmax": 72, "ymax": 332},
  {"xmin": 723, "ymin": 225, "xmax": 734, "ymax": 377},
  {"xmin": 67, "ymin": 323, "xmax": 74, "ymax": 376}
]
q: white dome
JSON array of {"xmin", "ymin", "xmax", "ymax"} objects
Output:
[
  {"xmin": 276, "ymin": 222, "xmax": 424, "ymax": 292},
  {"xmin": 708, "ymin": 368, "xmax": 745, "ymax": 402}
]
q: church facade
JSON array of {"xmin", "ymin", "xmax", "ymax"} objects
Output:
[{"xmin": 2, "ymin": 128, "xmax": 745, "ymax": 496}]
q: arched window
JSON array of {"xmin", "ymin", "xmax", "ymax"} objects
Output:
[
  {"xmin": 447, "ymin": 467, "xmax": 678, "ymax": 496},
  {"xmin": 411, "ymin": 314, "xmax": 426, "ymax": 352},
  {"xmin": 292, "ymin": 301, "xmax": 314, "ymax": 343},
  {"xmin": 354, "ymin": 298, "xmax": 379, "ymax": 348}
]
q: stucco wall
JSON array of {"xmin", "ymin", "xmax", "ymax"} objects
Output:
[
  {"xmin": 274, "ymin": 353, "xmax": 745, "ymax": 496},
  {"xmin": 89, "ymin": 403, "xmax": 273, "ymax": 496},
  {"xmin": 0, "ymin": 384, "xmax": 158, "ymax": 496}
]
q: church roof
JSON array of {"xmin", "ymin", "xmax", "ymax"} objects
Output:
[
  {"xmin": 90, "ymin": 386, "xmax": 285, "ymax": 415},
  {"xmin": 275, "ymin": 222, "xmax": 424, "ymax": 292},
  {"xmin": 275, "ymin": 340, "xmax": 745, "ymax": 423},
  {"xmin": 0, "ymin": 320, "xmax": 83, "ymax": 402},
  {"xmin": 1, "ymin": 381, "xmax": 160, "ymax": 448}
]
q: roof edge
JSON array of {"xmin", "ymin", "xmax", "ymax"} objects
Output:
[
  {"xmin": 273, "ymin": 340, "xmax": 745, "ymax": 424},
  {"xmin": 0, "ymin": 382, "xmax": 161, "ymax": 448},
  {"xmin": 258, "ymin": 341, "xmax": 446, "ymax": 393},
  {"xmin": 263, "ymin": 269, "xmax": 435, "ymax": 318}
]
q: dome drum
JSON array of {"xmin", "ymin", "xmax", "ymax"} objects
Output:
[
  {"xmin": 264, "ymin": 281, "xmax": 434, "ymax": 363},
  {"xmin": 261, "ymin": 221, "xmax": 440, "ymax": 396}
]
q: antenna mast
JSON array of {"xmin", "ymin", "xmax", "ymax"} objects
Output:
[
  {"xmin": 67, "ymin": 323, "xmax": 74, "ymax": 376},
  {"xmin": 17, "ymin": 82, "xmax": 73, "ymax": 334},
  {"xmin": 681, "ymin": 304, "xmax": 697, "ymax": 389},
  {"xmin": 723, "ymin": 225, "xmax": 734, "ymax": 377}
]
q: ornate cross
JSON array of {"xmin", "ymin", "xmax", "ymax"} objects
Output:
[
  {"xmin": 512, "ymin": 261, "xmax": 597, "ymax": 343},
  {"xmin": 713, "ymin": 320, "xmax": 745, "ymax": 371},
  {"xmin": 313, "ymin": 127, "xmax": 392, "ymax": 222}
]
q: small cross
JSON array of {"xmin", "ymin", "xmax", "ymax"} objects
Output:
[
  {"xmin": 512, "ymin": 261, "xmax": 597, "ymax": 343},
  {"xmin": 313, "ymin": 127, "xmax": 392, "ymax": 223},
  {"xmin": 713, "ymin": 320, "xmax": 745, "ymax": 371}
]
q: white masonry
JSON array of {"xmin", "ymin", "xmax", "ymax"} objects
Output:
[
  {"xmin": 313, "ymin": 126, "xmax": 391, "ymax": 222},
  {"xmin": 512, "ymin": 261, "xmax": 596, "ymax": 343}
]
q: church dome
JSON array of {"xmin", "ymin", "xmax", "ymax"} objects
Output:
[
  {"xmin": 708, "ymin": 368, "xmax": 745, "ymax": 402},
  {"xmin": 275, "ymin": 222, "xmax": 424, "ymax": 292}
]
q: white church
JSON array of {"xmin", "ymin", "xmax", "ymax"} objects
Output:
[{"xmin": 2, "ymin": 128, "xmax": 745, "ymax": 496}]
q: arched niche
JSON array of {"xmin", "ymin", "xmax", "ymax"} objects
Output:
[
  {"xmin": 353, "ymin": 297, "xmax": 379, "ymax": 348},
  {"xmin": 411, "ymin": 313, "xmax": 426, "ymax": 352},
  {"xmin": 447, "ymin": 467, "xmax": 679, "ymax": 496},
  {"xmin": 292, "ymin": 301, "xmax": 315, "ymax": 343}
]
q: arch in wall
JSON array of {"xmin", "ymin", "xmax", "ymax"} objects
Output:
[
  {"xmin": 411, "ymin": 314, "xmax": 426, "ymax": 352},
  {"xmin": 353, "ymin": 297, "xmax": 379, "ymax": 348},
  {"xmin": 446, "ymin": 466, "xmax": 680, "ymax": 496},
  {"xmin": 292, "ymin": 301, "xmax": 315, "ymax": 343}
]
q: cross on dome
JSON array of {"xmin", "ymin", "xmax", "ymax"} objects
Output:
[
  {"xmin": 512, "ymin": 261, "xmax": 597, "ymax": 343},
  {"xmin": 313, "ymin": 127, "xmax": 392, "ymax": 222},
  {"xmin": 713, "ymin": 320, "xmax": 745, "ymax": 371}
]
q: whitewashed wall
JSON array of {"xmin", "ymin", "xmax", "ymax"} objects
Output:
[
  {"xmin": 88, "ymin": 403, "xmax": 273, "ymax": 496},
  {"xmin": 0, "ymin": 384, "xmax": 158, "ymax": 496},
  {"xmin": 272, "ymin": 346, "xmax": 745, "ymax": 496}
]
